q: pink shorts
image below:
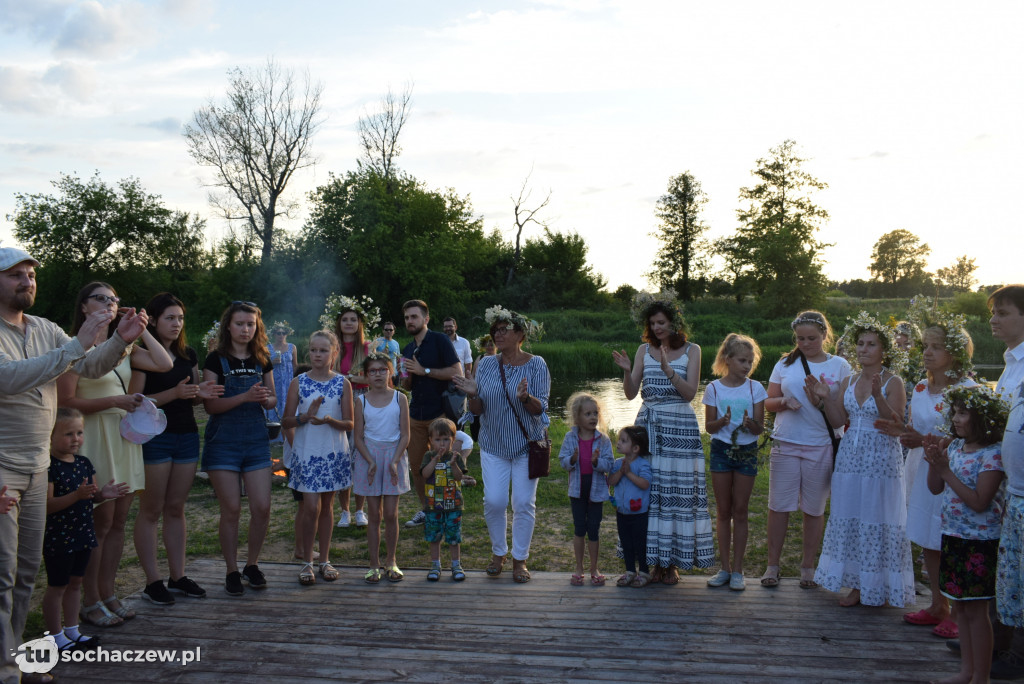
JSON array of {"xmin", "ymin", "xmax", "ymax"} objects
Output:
[{"xmin": 767, "ymin": 440, "xmax": 833, "ymax": 516}]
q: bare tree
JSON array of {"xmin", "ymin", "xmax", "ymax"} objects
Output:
[
  {"xmin": 183, "ymin": 58, "xmax": 323, "ymax": 263},
  {"xmin": 358, "ymin": 83, "xmax": 413, "ymax": 182},
  {"xmin": 506, "ymin": 171, "xmax": 551, "ymax": 286}
]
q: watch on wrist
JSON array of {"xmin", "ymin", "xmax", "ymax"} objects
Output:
[{"xmin": 424, "ymin": 367, "xmax": 431, "ymax": 376}]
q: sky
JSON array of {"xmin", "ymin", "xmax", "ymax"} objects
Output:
[{"xmin": 0, "ymin": 0, "xmax": 1021, "ymax": 292}]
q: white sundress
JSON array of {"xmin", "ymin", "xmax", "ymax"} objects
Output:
[{"xmin": 288, "ymin": 373, "xmax": 351, "ymax": 493}]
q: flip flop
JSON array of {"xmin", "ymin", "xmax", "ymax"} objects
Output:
[
  {"xmin": 903, "ymin": 609, "xmax": 943, "ymax": 626},
  {"xmin": 570, "ymin": 574, "xmax": 585, "ymax": 586},
  {"xmin": 932, "ymin": 619, "xmax": 959, "ymax": 639},
  {"xmin": 591, "ymin": 573, "xmax": 606, "ymax": 586}
]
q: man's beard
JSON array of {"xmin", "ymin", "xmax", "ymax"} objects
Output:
[
  {"xmin": 5, "ymin": 289, "xmax": 35, "ymax": 311},
  {"xmin": 407, "ymin": 322, "xmax": 425, "ymax": 336}
]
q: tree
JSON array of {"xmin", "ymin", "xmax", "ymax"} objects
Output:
[
  {"xmin": 506, "ymin": 172, "xmax": 551, "ymax": 286},
  {"xmin": 358, "ymin": 84, "xmax": 412, "ymax": 183},
  {"xmin": 512, "ymin": 229, "xmax": 607, "ymax": 310},
  {"xmin": 183, "ymin": 59, "xmax": 323, "ymax": 264},
  {"xmin": 936, "ymin": 255, "xmax": 978, "ymax": 292},
  {"xmin": 868, "ymin": 229, "xmax": 930, "ymax": 292},
  {"xmin": 649, "ymin": 171, "xmax": 709, "ymax": 301},
  {"xmin": 726, "ymin": 140, "xmax": 830, "ymax": 315}
]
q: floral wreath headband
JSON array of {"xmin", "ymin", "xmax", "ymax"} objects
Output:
[
  {"xmin": 320, "ymin": 293, "xmax": 381, "ymax": 332},
  {"xmin": 484, "ymin": 305, "xmax": 544, "ymax": 341},
  {"xmin": 270, "ymin": 320, "xmax": 295, "ymax": 336},
  {"xmin": 201, "ymin": 321, "xmax": 220, "ymax": 349},
  {"xmin": 941, "ymin": 385, "xmax": 1009, "ymax": 440},
  {"xmin": 905, "ymin": 294, "xmax": 974, "ymax": 379},
  {"xmin": 473, "ymin": 334, "xmax": 494, "ymax": 352},
  {"xmin": 838, "ymin": 311, "xmax": 909, "ymax": 378},
  {"xmin": 790, "ymin": 315, "xmax": 827, "ymax": 332},
  {"xmin": 629, "ymin": 289, "xmax": 686, "ymax": 329}
]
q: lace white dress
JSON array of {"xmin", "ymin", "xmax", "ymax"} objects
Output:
[{"xmin": 814, "ymin": 377, "xmax": 915, "ymax": 606}]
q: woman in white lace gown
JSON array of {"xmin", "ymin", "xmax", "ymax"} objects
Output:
[{"xmin": 808, "ymin": 321, "xmax": 913, "ymax": 607}]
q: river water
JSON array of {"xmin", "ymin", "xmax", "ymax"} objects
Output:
[{"xmin": 549, "ymin": 377, "xmax": 707, "ymax": 431}]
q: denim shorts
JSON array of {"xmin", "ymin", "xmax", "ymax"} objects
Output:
[
  {"xmin": 708, "ymin": 438, "xmax": 759, "ymax": 477},
  {"xmin": 142, "ymin": 431, "xmax": 200, "ymax": 465},
  {"xmin": 424, "ymin": 509, "xmax": 462, "ymax": 545}
]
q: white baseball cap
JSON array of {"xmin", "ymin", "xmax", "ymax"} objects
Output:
[{"xmin": 0, "ymin": 247, "xmax": 40, "ymax": 272}]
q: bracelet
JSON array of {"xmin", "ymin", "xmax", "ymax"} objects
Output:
[{"xmin": 667, "ymin": 372, "xmax": 676, "ymax": 380}]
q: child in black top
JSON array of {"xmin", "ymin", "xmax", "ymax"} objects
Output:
[{"xmin": 44, "ymin": 408, "xmax": 129, "ymax": 650}]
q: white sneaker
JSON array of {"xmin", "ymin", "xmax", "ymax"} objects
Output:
[
  {"xmin": 706, "ymin": 569, "xmax": 730, "ymax": 587},
  {"xmin": 404, "ymin": 510, "xmax": 425, "ymax": 528},
  {"xmin": 730, "ymin": 572, "xmax": 746, "ymax": 591},
  {"xmin": 354, "ymin": 510, "xmax": 368, "ymax": 527},
  {"xmin": 336, "ymin": 511, "xmax": 351, "ymax": 528}
]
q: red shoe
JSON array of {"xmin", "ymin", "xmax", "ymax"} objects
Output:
[
  {"xmin": 903, "ymin": 609, "xmax": 943, "ymax": 626},
  {"xmin": 932, "ymin": 619, "xmax": 959, "ymax": 639}
]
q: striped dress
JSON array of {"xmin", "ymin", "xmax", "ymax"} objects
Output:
[{"xmin": 636, "ymin": 344, "xmax": 714, "ymax": 569}]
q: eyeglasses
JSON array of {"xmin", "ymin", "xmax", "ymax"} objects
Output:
[
  {"xmin": 367, "ymin": 368, "xmax": 390, "ymax": 375},
  {"xmin": 492, "ymin": 326, "xmax": 510, "ymax": 337},
  {"xmin": 87, "ymin": 294, "xmax": 120, "ymax": 305},
  {"xmin": 384, "ymin": 328, "xmax": 395, "ymax": 333}
]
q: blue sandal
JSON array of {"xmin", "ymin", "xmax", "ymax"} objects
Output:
[
  {"xmin": 427, "ymin": 566, "xmax": 441, "ymax": 582},
  {"xmin": 452, "ymin": 566, "xmax": 466, "ymax": 582}
]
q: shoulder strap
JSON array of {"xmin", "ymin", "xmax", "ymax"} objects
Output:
[
  {"xmin": 799, "ymin": 352, "xmax": 839, "ymax": 444},
  {"xmin": 499, "ymin": 357, "xmax": 531, "ymax": 441}
]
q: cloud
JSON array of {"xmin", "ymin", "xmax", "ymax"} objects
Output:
[
  {"xmin": 54, "ymin": 1, "xmax": 147, "ymax": 58},
  {"xmin": 0, "ymin": 60, "xmax": 96, "ymax": 112},
  {"xmin": 0, "ymin": 0, "xmax": 71, "ymax": 40},
  {"xmin": 138, "ymin": 117, "xmax": 182, "ymax": 135},
  {"xmin": 43, "ymin": 61, "xmax": 95, "ymax": 100},
  {"xmin": 0, "ymin": 65, "xmax": 52, "ymax": 113}
]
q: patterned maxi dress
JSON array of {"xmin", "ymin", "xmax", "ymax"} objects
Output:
[
  {"xmin": 288, "ymin": 373, "xmax": 351, "ymax": 493},
  {"xmin": 814, "ymin": 378, "xmax": 915, "ymax": 606},
  {"xmin": 267, "ymin": 343, "xmax": 294, "ymax": 443},
  {"xmin": 636, "ymin": 344, "xmax": 714, "ymax": 569}
]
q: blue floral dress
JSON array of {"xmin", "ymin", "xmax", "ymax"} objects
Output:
[
  {"xmin": 288, "ymin": 373, "xmax": 351, "ymax": 493},
  {"xmin": 267, "ymin": 343, "xmax": 295, "ymax": 442}
]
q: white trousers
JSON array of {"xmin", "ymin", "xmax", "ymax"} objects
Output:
[{"xmin": 480, "ymin": 451, "xmax": 539, "ymax": 561}]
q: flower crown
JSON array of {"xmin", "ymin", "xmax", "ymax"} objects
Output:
[
  {"xmin": 473, "ymin": 335, "xmax": 493, "ymax": 352},
  {"xmin": 484, "ymin": 305, "xmax": 543, "ymax": 341},
  {"xmin": 838, "ymin": 311, "xmax": 909, "ymax": 378},
  {"xmin": 320, "ymin": 293, "xmax": 381, "ymax": 332},
  {"xmin": 906, "ymin": 294, "xmax": 973, "ymax": 380},
  {"xmin": 791, "ymin": 315, "xmax": 827, "ymax": 332},
  {"xmin": 201, "ymin": 321, "xmax": 220, "ymax": 349},
  {"xmin": 629, "ymin": 289, "xmax": 685, "ymax": 329},
  {"xmin": 270, "ymin": 320, "xmax": 294, "ymax": 335},
  {"xmin": 361, "ymin": 349, "xmax": 393, "ymax": 370},
  {"xmin": 941, "ymin": 385, "xmax": 1009, "ymax": 440}
]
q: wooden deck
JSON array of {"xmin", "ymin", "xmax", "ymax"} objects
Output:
[{"xmin": 55, "ymin": 559, "xmax": 958, "ymax": 683}]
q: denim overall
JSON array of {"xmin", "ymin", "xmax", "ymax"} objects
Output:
[{"xmin": 201, "ymin": 356, "xmax": 271, "ymax": 472}]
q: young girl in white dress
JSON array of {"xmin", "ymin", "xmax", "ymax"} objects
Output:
[
  {"xmin": 282, "ymin": 330, "xmax": 353, "ymax": 585},
  {"xmin": 807, "ymin": 314, "xmax": 914, "ymax": 607}
]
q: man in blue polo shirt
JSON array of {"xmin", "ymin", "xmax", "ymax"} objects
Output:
[{"xmin": 400, "ymin": 300, "xmax": 463, "ymax": 527}]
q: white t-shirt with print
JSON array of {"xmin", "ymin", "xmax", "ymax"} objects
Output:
[
  {"xmin": 769, "ymin": 354, "xmax": 852, "ymax": 447},
  {"xmin": 702, "ymin": 379, "xmax": 768, "ymax": 445}
]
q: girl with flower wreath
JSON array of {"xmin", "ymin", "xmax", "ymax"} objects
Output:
[
  {"xmin": 322, "ymin": 293, "xmax": 381, "ymax": 528},
  {"xmin": 806, "ymin": 313, "xmax": 914, "ymax": 607},
  {"xmin": 923, "ymin": 385, "xmax": 1007, "ymax": 684},
  {"xmin": 611, "ymin": 292, "xmax": 713, "ymax": 583},
  {"xmin": 878, "ymin": 310, "xmax": 976, "ymax": 636}
]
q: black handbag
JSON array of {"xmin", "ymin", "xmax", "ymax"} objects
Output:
[{"xmin": 498, "ymin": 357, "xmax": 550, "ymax": 479}]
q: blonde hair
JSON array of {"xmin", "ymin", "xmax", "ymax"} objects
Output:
[
  {"xmin": 565, "ymin": 392, "xmax": 608, "ymax": 435},
  {"xmin": 711, "ymin": 333, "xmax": 762, "ymax": 377},
  {"xmin": 308, "ymin": 329, "xmax": 340, "ymax": 367}
]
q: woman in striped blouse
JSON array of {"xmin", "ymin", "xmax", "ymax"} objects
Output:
[{"xmin": 453, "ymin": 306, "xmax": 550, "ymax": 583}]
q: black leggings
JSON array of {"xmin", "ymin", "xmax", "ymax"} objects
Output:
[
  {"xmin": 617, "ymin": 511, "xmax": 649, "ymax": 573},
  {"xmin": 570, "ymin": 474, "xmax": 603, "ymax": 541}
]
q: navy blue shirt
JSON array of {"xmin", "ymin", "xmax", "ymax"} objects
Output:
[{"xmin": 403, "ymin": 330, "xmax": 460, "ymax": 420}]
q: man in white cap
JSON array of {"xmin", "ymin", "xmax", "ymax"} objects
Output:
[{"xmin": 0, "ymin": 246, "xmax": 149, "ymax": 684}]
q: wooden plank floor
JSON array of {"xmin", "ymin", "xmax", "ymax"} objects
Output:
[{"xmin": 54, "ymin": 559, "xmax": 959, "ymax": 683}]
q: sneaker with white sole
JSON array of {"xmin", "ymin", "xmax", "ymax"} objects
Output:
[
  {"xmin": 729, "ymin": 572, "xmax": 746, "ymax": 591},
  {"xmin": 404, "ymin": 510, "xmax": 426, "ymax": 528},
  {"xmin": 168, "ymin": 576, "xmax": 207, "ymax": 598},
  {"xmin": 143, "ymin": 580, "xmax": 175, "ymax": 605},
  {"xmin": 354, "ymin": 510, "xmax": 368, "ymax": 527},
  {"xmin": 336, "ymin": 511, "xmax": 351, "ymax": 528},
  {"xmin": 706, "ymin": 569, "xmax": 730, "ymax": 587}
]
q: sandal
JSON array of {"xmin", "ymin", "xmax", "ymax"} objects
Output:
[
  {"xmin": 660, "ymin": 566, "xmax": 679, "ymax": 585},
  {"xmin": 616, "ymin": 571, "xmax": 636, "ymax": 587},
  {"xmin": 932, "ymin": 618, "xmax": 959, "ymax": 639},
  {"xmin": 364, "ymin": 568, "xmax": 382, "ymax": 584},
  {"xmin": 427, "ymin": 566, "xmax": 441, "ymax": 582},
  {"xmin": 760, "ymin": 565, "xmax": 780, "ymax": 587},
  {"xmin": 631, "ymin": 571, "xmax": 652, "ymax": 588},
  {"xmin": 299, "ymin": 563, "xmax": 316, "ymax": 585},
  {"xmin": 102, "ymin": 596, "xmax": 135, "ymax": 621},
  {"xmin": 485, "ymin": 555, "xmax": 506, "ymax": 578},
  {"xmin": 386, "ymin": 565, "xmax": 404, "ymax": 583},
  {"xmin": 79, "ymin": 601, "xmax": 123, "ymax": 628},
  {"xmin": 451, "ymin": 565, "xmax": 466, "ymax": 582},
  {"xmin": 799, "ymin": 567, "xmax": 819, "ymax": 589},
  {"xmin": 319, "ymin": 562, "xmax": 339, "ymax": 582},
  {"xmin": 570, "ymin": 573, "xmax": 585, "ymax": 586},
  {"xmin": 591, "ymin": 573, "xmax": 606, "ymax": 586},
  {"xmin": 904, "ymin": 609, "xmax": 944, "ymax": 626},
  {"xmin": 512, "ymin": 560, "xmax": 531, "ymax": 584}
]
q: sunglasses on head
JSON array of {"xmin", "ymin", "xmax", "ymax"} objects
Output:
[{"xmin": 232, "ymin": 300, "xmax": 258, "ymax": 308}]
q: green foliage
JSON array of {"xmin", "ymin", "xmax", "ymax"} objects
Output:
[
  {"xmin": 936, "ymin": 255, "xmax": 979, "ymax": 293},
  {"xmin": 868, "ymin": 229, "xmax": 931, "ymax": 297},
  {"xmin": 650, "ymin": 171, "xmax": 709, "ymax": 301},
  {"xmin": 723, "ymin": 140, "xmax": 830, "ymax": 315},
  {"xmin": 950, "ymin": 291, "xmax": 991, "ymax": 319},
  {"xmin": 499, "ymin": 229, "xmax": 608, "ymax": 311}
]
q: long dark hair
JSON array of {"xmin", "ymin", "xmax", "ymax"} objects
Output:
[
  {"xmin": 145, "ymin": 292, "xmax": 189, "ymax": 359},
  {"xmin": 215, "ymin": 301, "xmax": 269, "ymax": 367},
  {"xmin": 641, "ymin": 301, "xmax": 687, "ymax": 350},
  {"xmin": 70, "ymin": 281, "xmax": 118, "ymax": 336}
]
